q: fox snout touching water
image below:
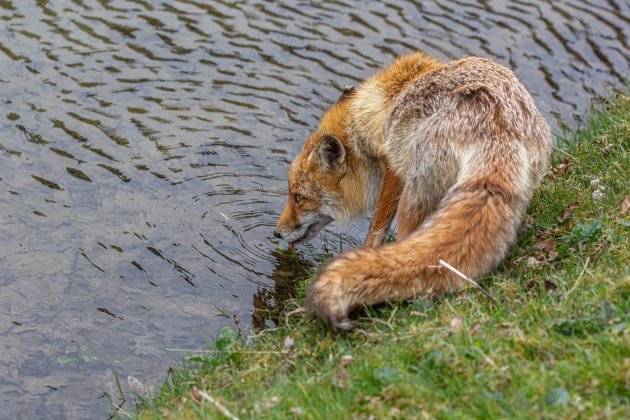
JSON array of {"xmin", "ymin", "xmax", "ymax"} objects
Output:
[{"xmin": 274, "ymin": 52, "xmax": 552, "ymax": 331}]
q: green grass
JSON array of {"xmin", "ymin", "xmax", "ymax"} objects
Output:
[{"xmin": 135, "ymin": 93, "xmax": 629, "ymax": 419}]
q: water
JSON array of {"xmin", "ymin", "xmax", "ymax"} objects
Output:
[{"xmin": 0, "ymin": 0, "xmax": 627, "ymax": 417}]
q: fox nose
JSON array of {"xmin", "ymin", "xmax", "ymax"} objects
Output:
[{"xmin": 273, "ymin": 229, "xmax": 282, "ymax": 239}]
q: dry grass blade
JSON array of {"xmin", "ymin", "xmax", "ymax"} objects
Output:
[
  {"xmin": 286, "ymin": 307, "xmax": 306, "ymax": 317},
  {"xmin": 438, "ymin": 259, "xmax": 498, "ymax": 304},
  {"xmin": 564, "ymin": 257, "xmax": 590, "ymax": 298},
  {"xmin": 192, "ymin": 386, "xmax": 239, "ymax": 420}
]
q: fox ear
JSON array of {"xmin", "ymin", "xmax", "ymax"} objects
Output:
[{"xmin": 312, "ymin": 134, "xmax": 346, "ymax": 173}]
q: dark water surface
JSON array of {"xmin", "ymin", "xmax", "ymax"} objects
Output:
[{"xmin": 0, "ymin": 0, "xmax": 628, "ymax": 417}]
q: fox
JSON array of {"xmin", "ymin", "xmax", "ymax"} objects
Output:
[{"xmin": 273, "ymin": 52, "xmax": 552, "ymax": 331}]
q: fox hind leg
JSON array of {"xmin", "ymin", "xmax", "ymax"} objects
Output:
[{"xmin": 396, "ymin": 183, "xmax": 428, "ymax": 239}]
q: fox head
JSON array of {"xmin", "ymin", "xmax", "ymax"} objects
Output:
[
  {"xmin": 274, "ymin": 133, "xmax": 347, "ymax": 247},
  {"xmin": 274, "ymin": 86, "xmax": 364, "ymax": 247}
]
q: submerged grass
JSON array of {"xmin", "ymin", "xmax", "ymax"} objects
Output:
[{"xmin": 136, "ymin": 93, "xmax": 629, "ymax": 419}]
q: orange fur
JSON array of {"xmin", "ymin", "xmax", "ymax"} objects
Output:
[
  {"xmin": 363, "ymin": 167, "xmax": 402, "ymax": 248},
  {"xmin": 374, "ymin": 52, "xmax": 443, "ymax": 102},
  {"xmin": 396, "ymin": 189, "xmax": 428, "ymax": 240}
]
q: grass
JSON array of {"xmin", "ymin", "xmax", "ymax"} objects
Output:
[{"xmin": 133, "ymin": 92, "xmax": 629, "ymax": 419}]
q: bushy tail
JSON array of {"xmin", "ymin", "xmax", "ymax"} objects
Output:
[{"xmin": 306, "ymin": 172, "xmax": 527, "ymax": 331}]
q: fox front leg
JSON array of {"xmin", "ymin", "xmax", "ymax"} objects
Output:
[{"xmin": 363, "ymin": 166, "xmax": 402, "ymax": 248}]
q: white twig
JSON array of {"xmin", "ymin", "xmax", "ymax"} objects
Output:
[
  {"xmin": 286, "ymin": 307, "xmax": 306, "ymax": 317},
  {"xmin": 108, "ymin": 383, "xmax": 132, "ymax": 418},
  {"xmin": 438, "ymin": 259, "xmax": 498, "ymax": 304},
  {"xmin": 285, "ymin": 306, "xmax": 307, "ymax": 326},
  {"xmin": 193, "ymin": 386, "xmax": 239, "ymax": 420}
]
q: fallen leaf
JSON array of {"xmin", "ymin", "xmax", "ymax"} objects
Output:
[
  {"xmin": 365, "ymin": 396, "xmax": 382, "ymax": 411},
  {"xmin": 535, "ymin": 240, "xmax": 556, "ymax": 252},
  {"xmin": 620, "ymin": 196, "xmax": 630, "ymax": 217},
  {"xmin": 525, "ymin": 279, "xmax": 558, "ymax": 293},
  {"xmin": 544, "ymin": 280, "xmax": 558, "ymax": 291},
  {"xmin": 289, "ymin": 407, "xmax": 304, "ymax": 417},
  {"xmin": 550, "ymin": 157, "xmax": 573, "ymax": 177},
  {"xmin": 258, "ymin": 396, "xmax": 280, "ymax": 409},
  {"xmin": 558, "ymin": 202, "xmax": 578, "ymax": 223},
  {"xmin": 534, "ymin": 239, "xmax": 559, "ymax": 262},
  {"xmin": 450, "ymin": 315, "xmax": 463, "ymax": 332},
  {"xmin": 592, "ymin": 189, "xmax": 604, "ymax": 200},
  {"xmin": 282, "ymin": 336, "xmax": 294, "ymax": 353},
  {"xmin": 389, "ymin": 408, "xmax": 402, "ymax": 416},
  {"xmin": 527, "ymin": 256, "xmax": 540, "ymax": 267},
  {"xmin": 340, "ymin": 354, "xmax": 354, "ymax": 367}
]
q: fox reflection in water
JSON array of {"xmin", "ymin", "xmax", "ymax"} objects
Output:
[{"xmin": 252, "ymin": 250, "xmax": 315, "ymax": 330}]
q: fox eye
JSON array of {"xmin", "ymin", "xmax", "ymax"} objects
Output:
[{"xmin": 294, "ymin": 194, "xmax": 304, "ymax": 203}]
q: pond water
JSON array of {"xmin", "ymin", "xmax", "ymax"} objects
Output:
[{"xmin": 0, "ymin": 0, "xmax": 627, "ymax": 417}]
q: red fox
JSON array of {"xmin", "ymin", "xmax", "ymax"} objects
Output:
[{"xmin": 274, "ymin": 52, "xmax": 552, "ymax": 331}]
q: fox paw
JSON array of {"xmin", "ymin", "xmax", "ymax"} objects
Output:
[
  {"xmin": 306, "ymin": 259, "xmax": 359, "ymax": 332},
  {"xmin": 309, "ymin": 301, "xmax": 355, "ymax": 332}
]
